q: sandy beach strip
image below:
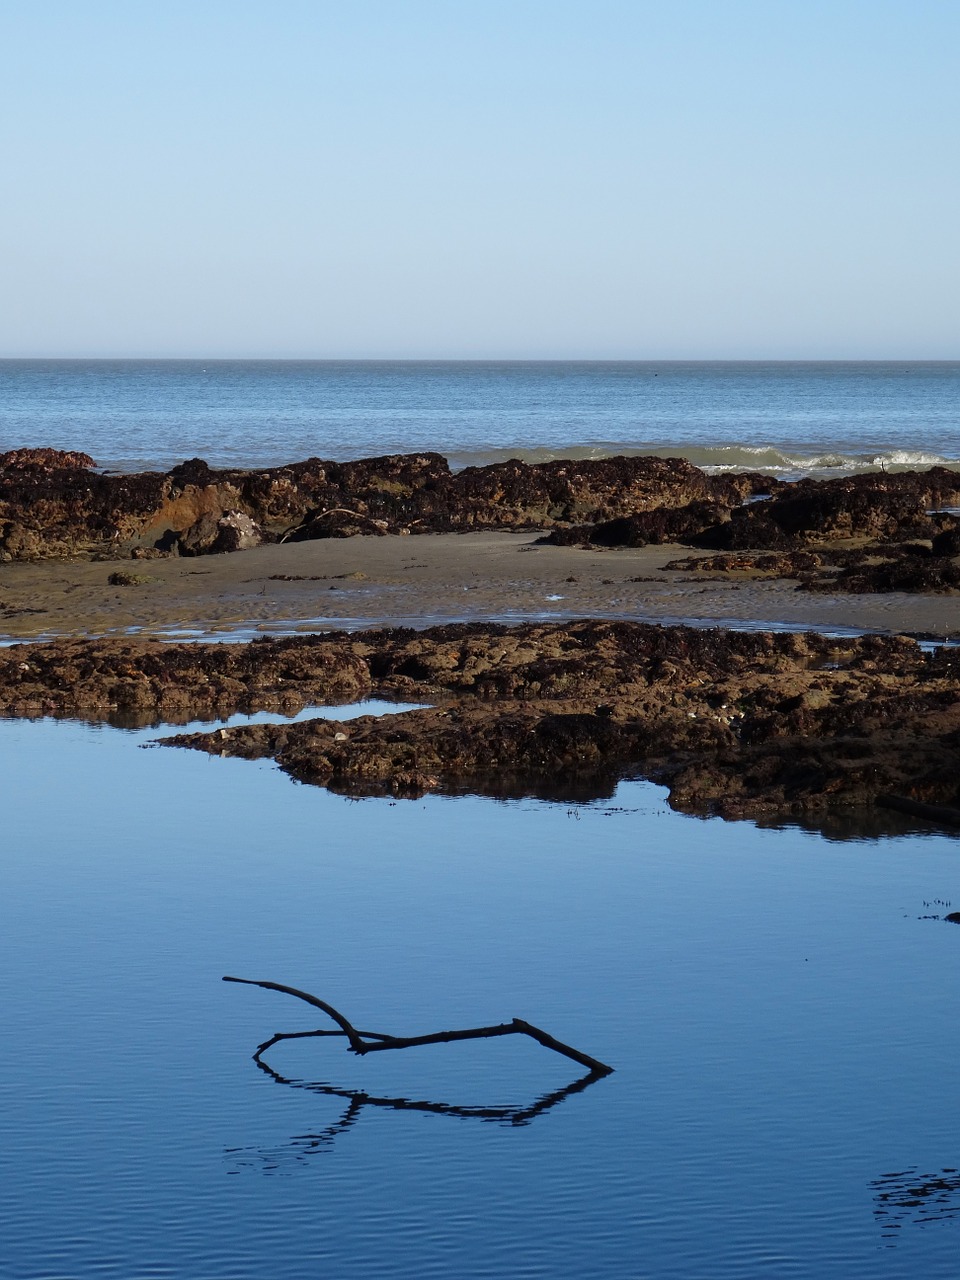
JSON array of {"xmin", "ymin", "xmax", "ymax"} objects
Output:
[{"xmin": 2, "ymin": 531, "xmax": 960, "ymax": 643}]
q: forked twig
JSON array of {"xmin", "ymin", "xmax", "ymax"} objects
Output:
[{"xmin": 223, "ymin": 975, "xmax": 614, "ymax": 1076}]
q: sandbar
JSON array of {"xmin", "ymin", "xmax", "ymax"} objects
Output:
[{"xmin": 2, "ymin": 531, "xmax": 960, "ymax": 642}]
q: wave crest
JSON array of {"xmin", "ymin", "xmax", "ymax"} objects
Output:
[{"xmin": 446, "ymin": 443, "xmax": 960, "ymax": 478}]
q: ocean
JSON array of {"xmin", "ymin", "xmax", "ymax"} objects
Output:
[{"xmin": 1, "ymin": 359, "xmax": 959, "ymax": 477}]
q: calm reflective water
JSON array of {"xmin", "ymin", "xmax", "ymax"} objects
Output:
[
  {"xmin": 2, "ymin": 359, "xmax": 959, "ymax": 477},
  {"xmin": 1, "ymin": 713, "xmax": 959, "ymax": 1279}
]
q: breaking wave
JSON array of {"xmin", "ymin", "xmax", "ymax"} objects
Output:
[{"xmin": 446, "ymin": 443, "xmax": 960, "ymax": 479}]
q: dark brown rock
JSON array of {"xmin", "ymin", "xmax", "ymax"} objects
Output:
[
  {"xmin": 106, "ymin": 571, "xmax": 156, "ymax": 586},
  {"xmin": 668, "ymin": 542, "xmax": 960, "ymax": 596},
  {"xmin": 0, "ymin": 447, "xmax": 96, "ymax": 472},
  {"xmin": 2, "ymin": 619, "xmax": 958, "ymax": 822},
  {"xmin": 176, "ymin": 512, "xmax": 222, "ymax": 556},
  {"xmin": 545, "ymin": 500, "xmax": 731, "ymax": 548},
  {"xmin": 0, "ymin": 522, "xmax": 43, "ymax": 561},
  {"xmin": 694, "ymin": 471, "xmax": 960, "ymax": 552},
  {"xmin": 799, "ymin": 555, "xmax": 960, "ymax": 595},
  {"xmin": 932, "ymin": 528, "xmax": 960, "ymax": 557},
  {"xmin": 0, "ymin": 448, "xmax": 794, "ymax": 561},
  {"xmin": 0, "ymin": 450, "xmax": 723, "ymax": 559},
  {"xmin": 549, "ymin": 472, "xmax": 960, "ymax": 559},
  {"xmin": 177, "ymin": 509, "xmax": 263, "ymax": 555},
  {"xmin": 3, "ymin": 449, "xmax": 960, "ymax": 601}
]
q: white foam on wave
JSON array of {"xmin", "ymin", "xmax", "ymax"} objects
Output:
[
  {"xmin": 447, "ymin": 442, "xmax": 960, "ymax": 479},
  {"xmin": 870, "ymin": 450, "xmax": 953, "ymax": 468}
]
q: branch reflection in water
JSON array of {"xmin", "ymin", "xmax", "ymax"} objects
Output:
[{"xmin": 226, "ymin": 1056, "xmax": 609, "ymax": 1172}]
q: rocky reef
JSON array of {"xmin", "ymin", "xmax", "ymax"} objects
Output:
[
  {"xmin": 547, "ymin": 468, "xmax": 960, "ymax": 552},
  {"xmin": 5, "ymin": 447, "xmax": 960, "ymax": 600},
  {"xmin": 664, "ymin": 544, "xmax": 960, "ymax": 595},
  {"xmin": 2, "ymin": 619, "xmax": 958, "ymax": 822},
  {"xmin": 0, "ymin": 447, "xmax": 747, "ymax": 561},
  {"xmin": 547, "ymin": 468, "xmax": 960, "ymax": 594}
]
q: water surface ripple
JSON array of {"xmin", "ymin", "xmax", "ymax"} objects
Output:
[{"xmin": 1, "ymin": 714, "xmax": 958, "ymax": 1278}]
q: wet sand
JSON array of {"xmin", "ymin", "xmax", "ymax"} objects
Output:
[{"xmin": 2, "ymin": 531, "xmax": 960, "ymax": 641}]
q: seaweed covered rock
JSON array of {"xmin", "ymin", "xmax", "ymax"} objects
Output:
[
  {"xmin": 667, "ymin": 539, "xmax": 960, "ymax": 595},
  {"xmin": 545, "ymin": 500, "xmax": 731, "ymax": 548},
  {"xmin": 3, "ymin": 447, "xmax": 959, "ymax": 566},
  {"xmin": 1, "ymin": 450, "xmax": 730, "ymax": 559},
  {"xmin": 799, "ymin": 554, "xmax": 960, "ymax": 595},
  {"xmin": 544, "ymin": 471, "xmax": 960, "ymax": 560},
  {"xmin": 694, "ymin": 470, "xmax": 960, "ymax": 551},
  {"xmin": 0, "ymin": 448, "xmax": 96, "ymax": 473},
  {"xmin": 3, "ymin": 619, "xmax": 959, "ymax": 823}
]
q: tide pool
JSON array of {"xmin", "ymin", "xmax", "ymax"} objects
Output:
[{"xmin": 1, "ymin": 712, "xmax": 958, "ymax": 1278}]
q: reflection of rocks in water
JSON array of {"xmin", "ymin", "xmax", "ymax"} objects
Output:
[
  {"xmin": 872, "ymin": 1167, "xmax": 960, "ymax": 1244},
  {"xmin": 753, "ymin": 808, "xmax": 942, "ymax": 842}
]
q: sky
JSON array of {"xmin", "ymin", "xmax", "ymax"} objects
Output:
[{"xmin": 1, "ymin": 0, "xmax": 958, "ymax": 359}]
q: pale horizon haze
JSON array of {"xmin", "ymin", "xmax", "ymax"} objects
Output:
[{"xmin": 1, "ymin": 0, "xmax": 957, "ymax": 360}]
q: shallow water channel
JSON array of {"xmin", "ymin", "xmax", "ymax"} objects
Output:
[{"xmin": 1, "ymin": 705, "xmax": 959, "ymax": 1279}]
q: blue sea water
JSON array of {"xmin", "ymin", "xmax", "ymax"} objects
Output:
[
  {"xmin": 1, "ymin": 360, "xmax": 959, "ymax": 477},
  {"xmin": 1, "ymin": 711, "xmax": 959, "ymax": 1280}
]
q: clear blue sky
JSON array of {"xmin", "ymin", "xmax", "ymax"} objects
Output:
[{"xmin": 1, "ymin": 0, "xmax": 957, "ymax": 358}]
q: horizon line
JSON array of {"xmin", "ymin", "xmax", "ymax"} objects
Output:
[{"xmin": 1, "ymin": 355, "xmax": 958, "ymax": 365}]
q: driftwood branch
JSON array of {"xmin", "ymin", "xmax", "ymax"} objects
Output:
[
  {"xmin": 279, "ymin": 508, "xmax": 363, "ymax": 542},
  {"xmin": 223, "ymin": 976, "xmax": 374, "ymax": 1054},
  {"xmin": 223, "ymin": 975, "xmax": 614, "ymax": 1076}
]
